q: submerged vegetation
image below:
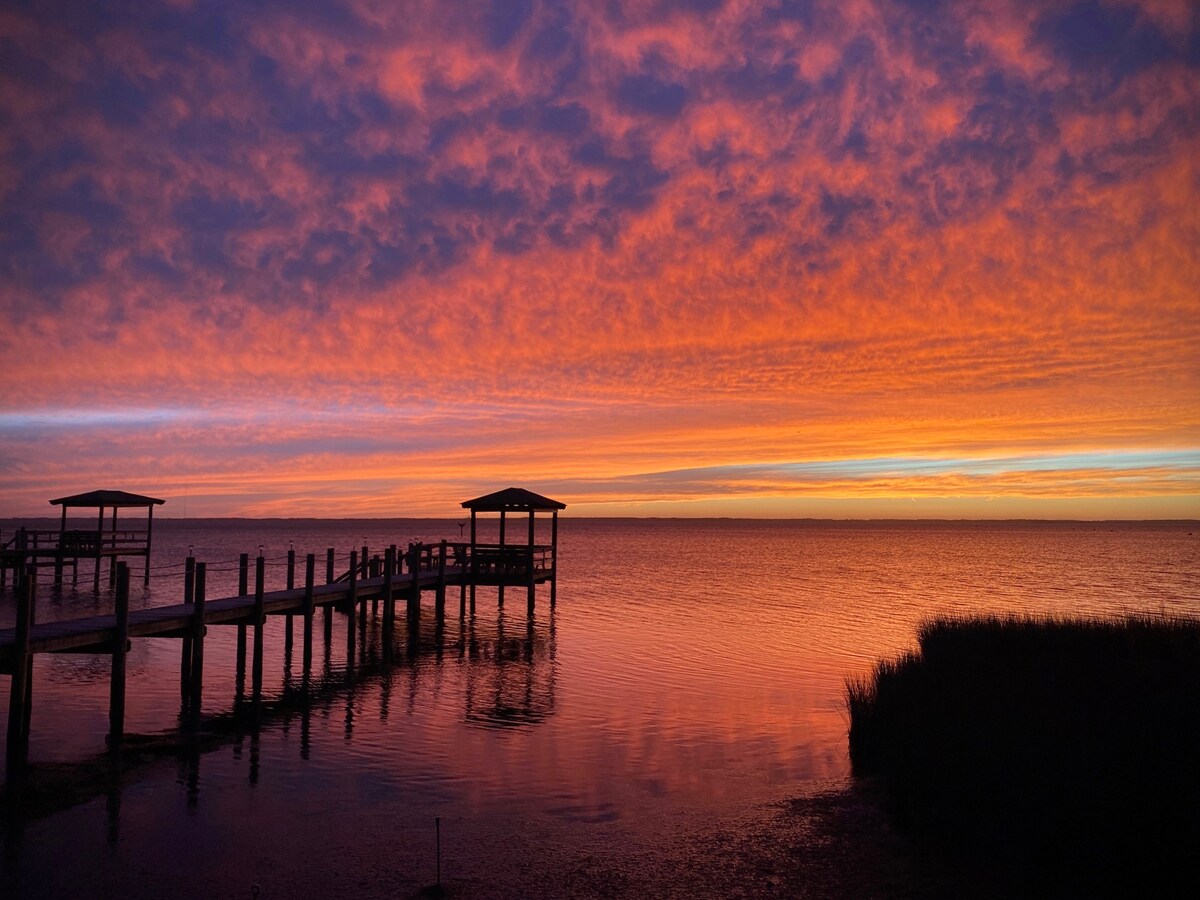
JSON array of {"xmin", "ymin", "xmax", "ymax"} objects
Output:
[{"xmin": 848, "ymin": 615, "xmax": 1200, "ymax": 894}]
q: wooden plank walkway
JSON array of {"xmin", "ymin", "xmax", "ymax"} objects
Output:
[{"xmin": 0, "ymin": 569, "xmax": 473, "ymax": 668}]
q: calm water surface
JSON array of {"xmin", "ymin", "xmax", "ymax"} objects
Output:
[{"xmin": 1, "ymin": 519, "xmax": 1196, "ymax": 897}]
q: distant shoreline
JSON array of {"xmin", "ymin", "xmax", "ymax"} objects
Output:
[{"xmin": 4, "ymin": 515, "xmax": 1197, "ymax": 525}]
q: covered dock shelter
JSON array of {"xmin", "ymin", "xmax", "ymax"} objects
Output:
[
  {"xmin": 462, "ymin": 487, "xmax": 565, "ymax": 611},
  {"xmin": 50, "ymin": 490, "xmax": 165, "ymax": 589}
]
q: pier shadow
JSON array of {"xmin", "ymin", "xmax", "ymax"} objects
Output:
[{"xmin": 1, "ymin": 602, "xmax": 557, "ymax": 836}]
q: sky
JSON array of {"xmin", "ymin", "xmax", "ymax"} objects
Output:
[{"xmin": 1, "ymin": 0, "xmax": 1198, "ymax": 519}]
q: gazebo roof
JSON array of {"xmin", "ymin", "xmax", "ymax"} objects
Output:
[
  {"xmin": 461, "ymin": 487, "xmax": 566, "ymax": 512},
  {"xmin": 50, "ymin": 490, "xmax": 166, "ymax": 508}
]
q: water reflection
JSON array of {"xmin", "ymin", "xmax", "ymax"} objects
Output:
[
  {"xmin": 2, "ymin": 602, "xmax": 558, "ymax": 835},
  {"xmin": 464, "ymin": 608, "xmax": 558, "ymax": 729}
]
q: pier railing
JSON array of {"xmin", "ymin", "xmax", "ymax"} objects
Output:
[
  {"xmin": 2, "ymin": 528, "xmax": 149, "ymax": 554},
  {"xmin": 331, "ymin": 541, "xmax": 554, "ymax": 583}
]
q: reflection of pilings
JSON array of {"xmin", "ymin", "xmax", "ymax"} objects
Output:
[
  {"xmin": 6, "ymin": 570, "xmax": 34, "ymax": 780},
  {"xmin": 3, "ymin": 601, "xmax": 554, "ymax": 826},
  {"xmin": 107, "ymin": 563, "xmax": 130, "ymax": 746},
  {"xmin": 461, "ymin": 607, "xmax": 556, "ymax": 730}
]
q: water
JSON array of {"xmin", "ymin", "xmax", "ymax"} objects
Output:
[{"xmin": 1, "ymin": 518, "xmax": 1197, "ymax": 896}]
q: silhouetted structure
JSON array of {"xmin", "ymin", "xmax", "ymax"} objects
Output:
[
  {"xmin": 1, "ymin": 489, "xmax": 164, "ymax": 591},
  {"xmin": 462, "ymin": 487, "xmax": 565, "ymax": 613},
  {"xmin": 1, "ymin": 488, "xmax": 566, "ymax": 781}
]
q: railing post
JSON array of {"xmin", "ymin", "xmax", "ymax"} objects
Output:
[{"xmin": 108, "ymin": 563, "xmax": 130, "ymax": 746}]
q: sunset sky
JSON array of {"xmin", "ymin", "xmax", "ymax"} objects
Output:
[{"xmin": 1, "ymin": 0, "xmax": 1197, "ymax": 518}]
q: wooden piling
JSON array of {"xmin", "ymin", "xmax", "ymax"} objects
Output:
[
  {"xmin": 285, "ymin": 548, "xmax": 295, "ymax": 652},
  {"xmin": 346, "ymin": 550, "xmax": 358, "ymax": 663},
  {"xmin": 527, "ymin": 511, "xmax": 536, "ymax": 613},
  {"xmin": 236, "ymin": 553, "xmax": 248, "ymax": 698},
  {"xmin": 550, "ymin": 510, "xmax": 559, "ymax": 608},
  {"xmin": 108, "ymin": 563, "xmax": 130, "ymax": 745},
  {"xmin": 303, "ymin": 553, "xmax": 315, "ymax": 674},
  {"xmin": 189, "ymin": 563, "xmax": 206, "ymax": 715},
  {"xmin": 498, "ymin": 510, "xmax": 506, "ymax": 607},
  {"xmin": 436, "ymin": 540, "xmax": 447, "ymax": 620},
  {"xmin": 407, "ymin": 544, "xmax": 421, "ymax": 620},
  {"xmin": 180, "ymin": 556, "xmax": 195, "ymax": 700},
  {"xmin": 252, "ymin": 554, "xmax": 265, "ymax": 700},
  {"xmin": 324, "ymin": 547, "xmax": 334, "ymax": 642},
  {"xmin": 372, "ymin": 554, "xmax": 381, "ymax": 617},
  {"xmin": 382, "ymin": 545, "xmax": 395, "ymax": 644},
  {"xmin": 6, "ymin": 571, "xmax": 33, "ymax": 775}
]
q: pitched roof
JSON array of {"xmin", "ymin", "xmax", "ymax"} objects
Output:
[
  {"xmin": 50, "ymin": 490, "xmax": 166, "ymax": 508},
  {"xmin": 461, "ymin": 487, "xmax": 566, "ymax": 511}
]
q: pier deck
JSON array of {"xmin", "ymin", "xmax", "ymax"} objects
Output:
[{"xmin": 0, "ymin": 567, "xmax": 486, "ymax": 668}]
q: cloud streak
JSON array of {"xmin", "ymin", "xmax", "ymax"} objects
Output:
[{"xmin": 0, "ymin": 0, "xmax": 1197, "ymax": 516}]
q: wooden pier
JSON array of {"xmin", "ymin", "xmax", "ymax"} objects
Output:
[{"xmin": 0, "ymin": 488, "xmax": 565, "ymax": 781}]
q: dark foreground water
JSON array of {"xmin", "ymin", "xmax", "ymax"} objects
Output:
[{"xmin": 1, "ymin": 519, "xmax": 1196, "ymax": 897}]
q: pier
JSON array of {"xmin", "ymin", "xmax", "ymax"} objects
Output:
[{"xmin": 0, "ymin": 488, "xmax": 564, "ymax": 781}]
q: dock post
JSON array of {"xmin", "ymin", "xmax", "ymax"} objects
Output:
[
  {"xmin": 550, "ymin": 509, "xmax": 559, "ymax": 608},
  {"xmin": 526, "ymin": 509, "xmax": 536, "ymax": 612},
  {"xmin": 527, "ymin": 546, "xmax": 536, "ymax": 614},
  {"xmin": 108, "ymin": 563, "xmax": 130, "ymax": 747},
  {"xmin": 346, "ymin": 550, "xmax": 358, "ymax": 664},
  {"xmin": 303, "ymin": 553, "xmax": 315, "ymax": 675},
  {"xmin": 438, "ymin": 540, "xmax": 448, "ymax": 614},
  {"xmin": 324, "ymin": 547, "xmax": 335, "ymax": 642},
  {"xmin": 372, "ymin": 554, "xmax": 381, "ymax": 617},
  {"xmin": 285, "ymin": 548, "xmax": 296, "ymax": 653},
  {"xmin": 383, "ymin": 545, "xmax": 395, "ymax": 648},
  {"xmin": 236, "ymin": 553, "xmax": 248, "ymax": 699},
  {"xmin": 252, "ymin": 554, "xmax": 265, "ymax": 700},
  {"xmin": 189, "ymin": 563, "xmax": 206, "ymax": 718},
  {"xmin": 6, "ymin": 571, "xmax": 34, "ymax": 777},
  {"xmin": 180, "ymin": 556, "xmax": 195, "ymax": 701},
  {"xmin": 407, "ymin": 544, "xmax": 420, "ymax": 622}
]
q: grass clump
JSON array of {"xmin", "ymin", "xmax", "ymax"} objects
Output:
[{"xmin": 847, "ymin": 614, "xmax": 1200, "ymax": 894}]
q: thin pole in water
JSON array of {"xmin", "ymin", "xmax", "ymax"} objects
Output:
[{"xmin": 436, "ymin": 816, "xmax": 441, "ymax": 890}]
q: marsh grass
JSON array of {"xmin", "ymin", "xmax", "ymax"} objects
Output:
[{"xmin": 847, "ymin": 614, "xmax": 1200, "ymax": 894}]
